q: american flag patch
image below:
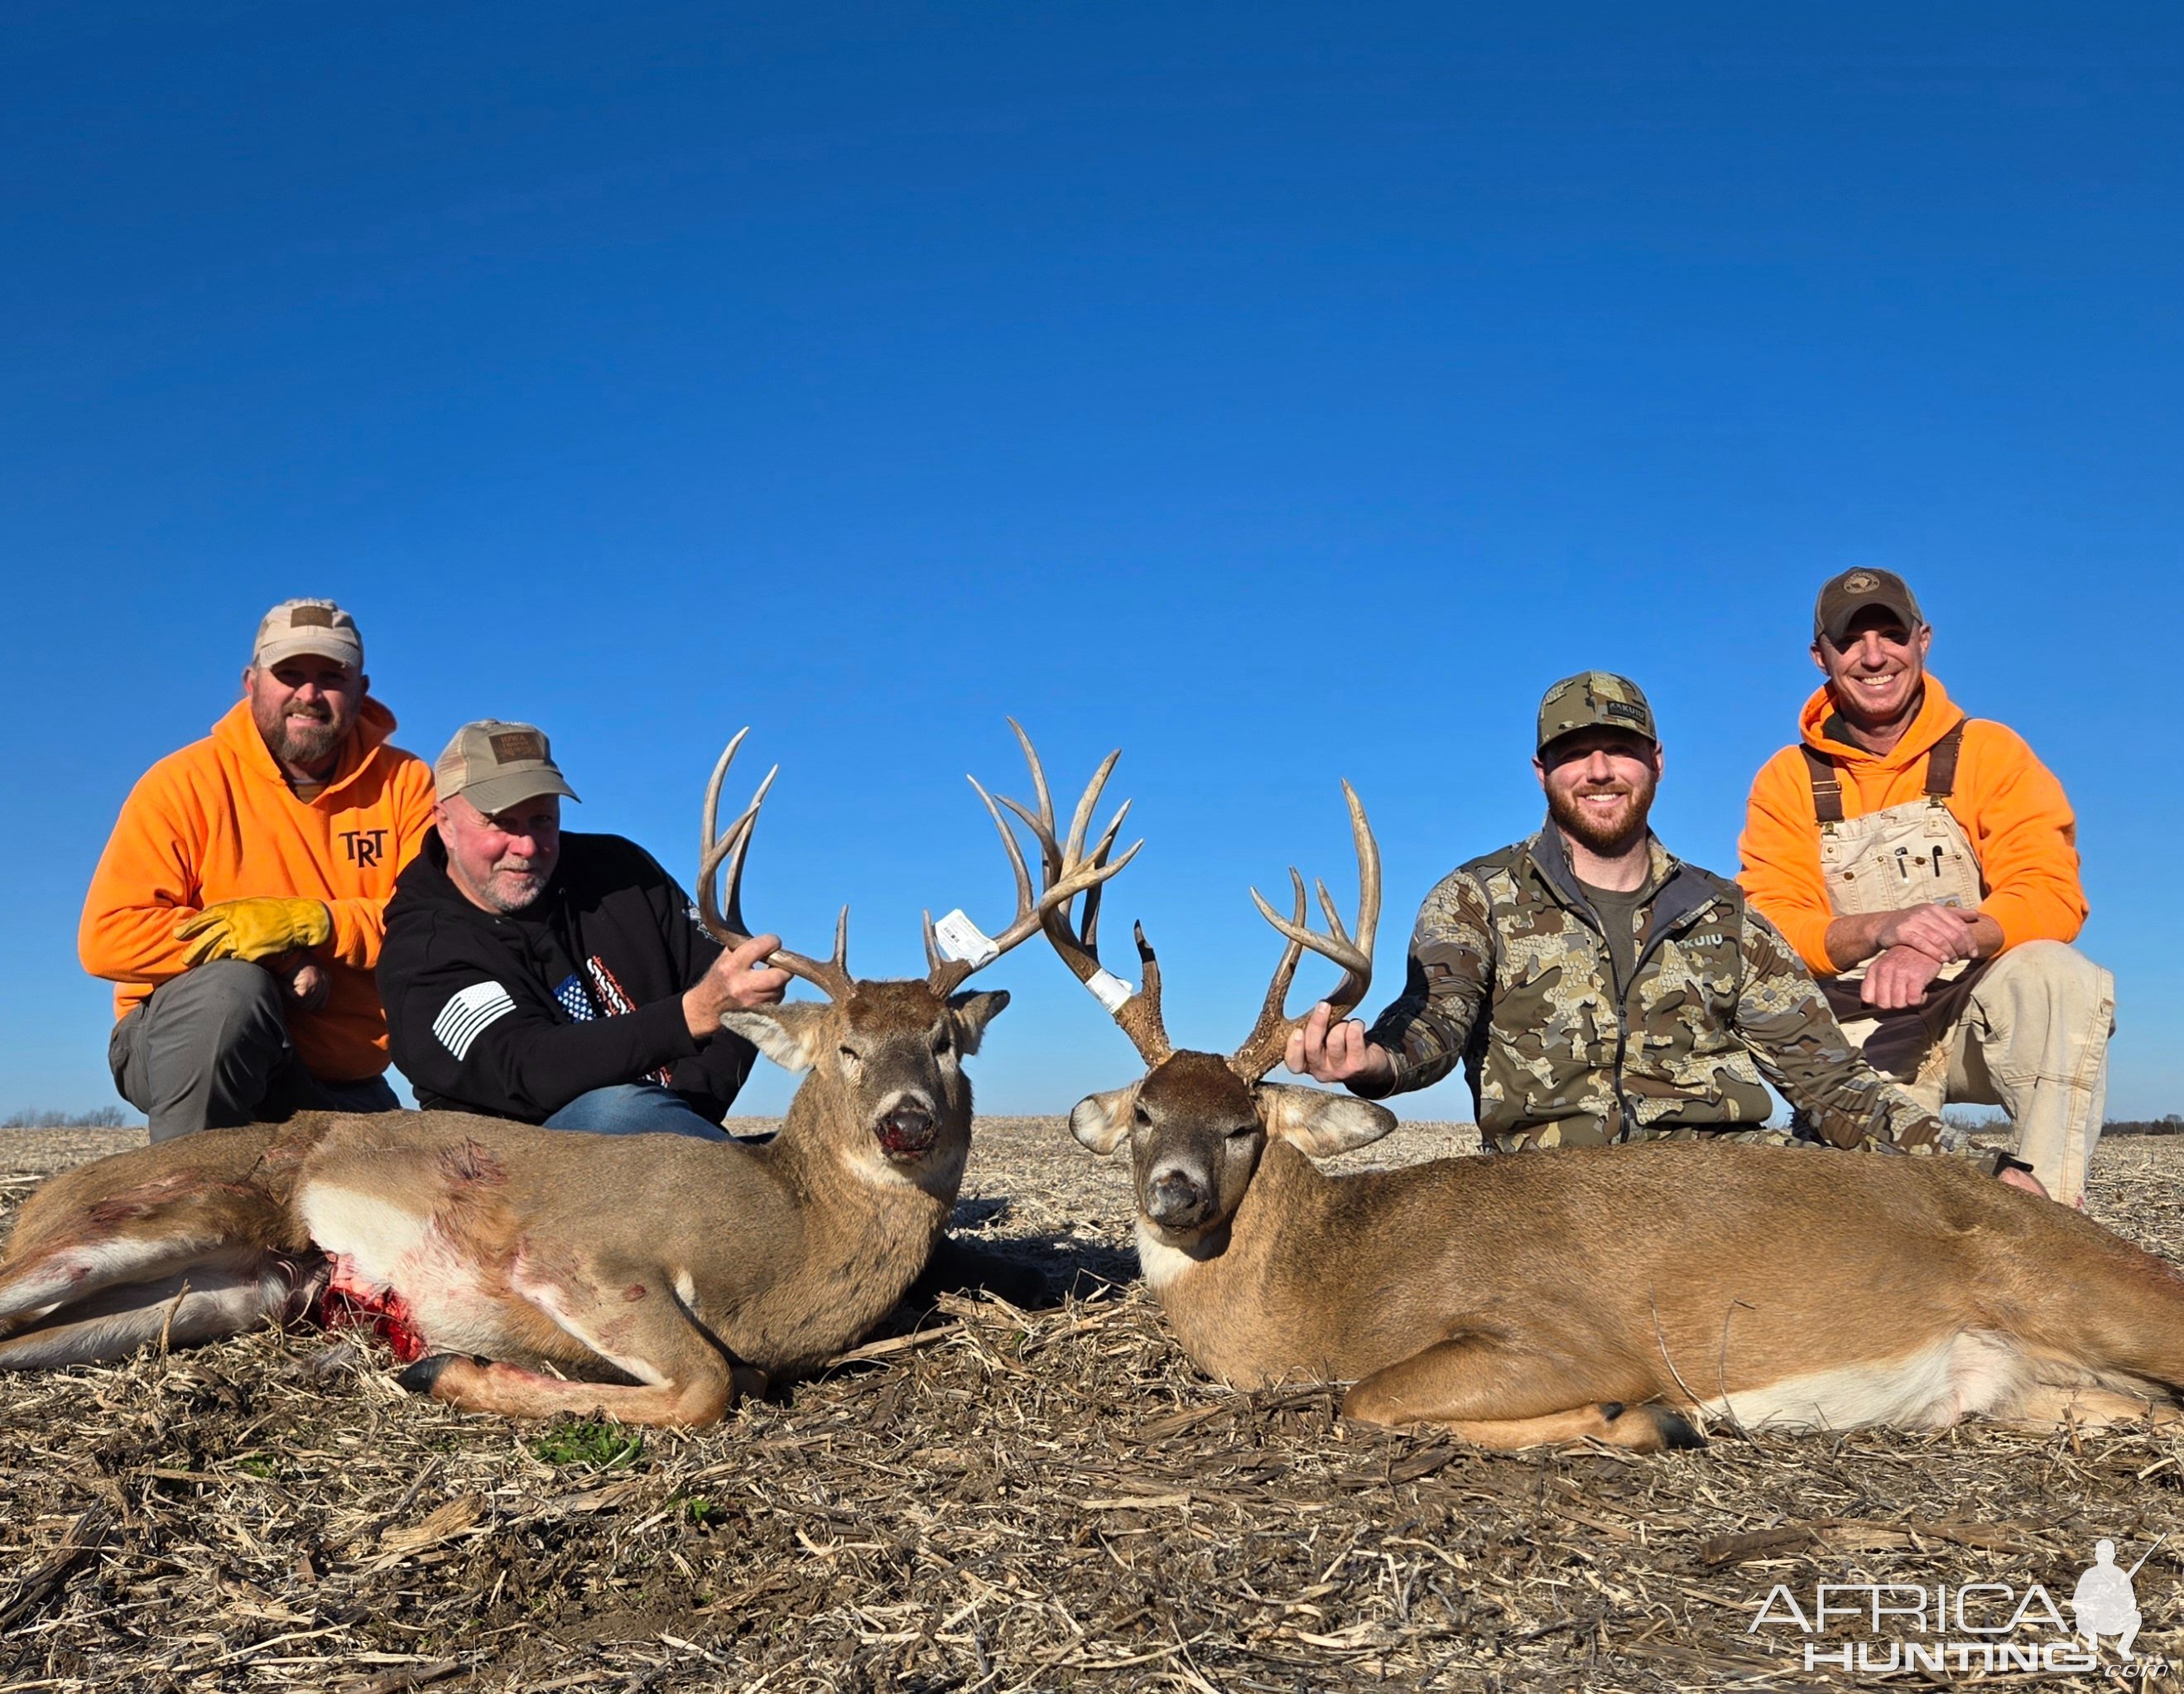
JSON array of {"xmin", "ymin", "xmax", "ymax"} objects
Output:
[
  {"xmin": 553, "ymin": 971, "xmax": 599, "ymax": 1022},
  {"xmin": 433, "ymin": 981, "xmax": 516, "ymax": 1061}
]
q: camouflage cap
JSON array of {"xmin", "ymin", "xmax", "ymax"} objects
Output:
[
  {"xmin": 435, "ymin": 719, "xmax": 580, "ymax": 815},
  {"xmin": 253, "ymin": 598, "xmax": 362, "ymax": 671},
  {"xmin": 1813, "ymin": 568, "xmax": 1922, "ymax": 647},
  {"xmin": 1537, "ymin": 671, "xmax": 1657, "ymax": 753}
]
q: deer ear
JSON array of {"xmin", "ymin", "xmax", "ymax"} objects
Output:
[
  {"xmin": 719, "ymin": 1003, "xmax": 835, "ymax": 1073},
  {"xmin": 1069, "ymin": 1085, "xmax": 1138, "ymax": 1155},
  {"xmin": 1254, "ymin": 1083, "xmax": 1396, "ymax": 1158},
  {"xmin": 945, "ymin": 989, "xmax": 1009, "ymax": 1056}
]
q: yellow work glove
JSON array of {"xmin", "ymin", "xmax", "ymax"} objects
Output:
[{"xmin": 174, "ymin": 897, "xmax": 334, "ymax": 966}]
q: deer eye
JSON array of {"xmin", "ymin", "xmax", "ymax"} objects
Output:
[
  {"xmin": 1133, "ymin": 1104, "xmax": 1152, "ymax": 1127},
  {"xmin": 1226, "ymin": 1124, "xmax": 1260, "ymax": 1142},
  {"xmin": 931, "ymin": 1028, "xmax": 952, "ymax": 1056}
]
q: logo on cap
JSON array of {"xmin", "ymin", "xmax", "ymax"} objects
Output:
[
  {"xmin": 1841, "ymin": 570, "xmax": 1879, "ymax": 594},
  {"xmin": 489, "ymin": 730, "xmax": 546, "ymax": 763}
]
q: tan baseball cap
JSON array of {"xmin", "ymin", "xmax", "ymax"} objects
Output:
[
  {"xmin": 1537, "ymin": 671, "xmax": 1657, "ymax": 753},
  {"xmin": 253, "ymin": 599, "xmax": 363, "ymax": 671},
  {"xmin": 1813, "ymin": 568, "xmax": 1922, "ymax": 647},
  {"xmin": 435, "ymin": 720, "xmax": 580, "ymax": 815}
]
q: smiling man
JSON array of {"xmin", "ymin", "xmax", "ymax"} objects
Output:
[
  {"xmin": 376, "ymin": 719, "xmax": 787, "ymax": 1137},
  {"xmin": 81, "ymin": 599, "xmax": 435, "ymax": 1138},
  {"xmin": 1739, "ymin": 570, "xmax": 2113, "ymax": 1205},
  {"xmin": 1288, "ymin": 671, "xmax": 1946, "ymax": 1157}
]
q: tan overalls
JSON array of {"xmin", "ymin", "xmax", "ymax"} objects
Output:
[{"xmin": 1806, "ymin": 720, "xmax": 2114, "ymax": 1206}]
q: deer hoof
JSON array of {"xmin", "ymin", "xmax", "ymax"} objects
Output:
[
  {"xmin": 1619, "ymin": 1402, "xmax": 1705, "ymax": 1450},
  {"xmin": 396, "ymin": 1353, "xmax": 477, "ymax": 1397}
]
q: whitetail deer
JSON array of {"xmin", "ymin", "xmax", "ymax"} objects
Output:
[
  {"xmin": 1004, "ymin": 741, "xmax": 2184, "ymax": 1452},
  {"xmin": 0, "ymin": 729, "xmax": 1132, "ymax": 1427}
]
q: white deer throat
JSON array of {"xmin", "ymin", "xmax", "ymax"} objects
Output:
[{"xmin": 1133, "ymin": 1217, "xmax": 1232, "ymax": 1292}]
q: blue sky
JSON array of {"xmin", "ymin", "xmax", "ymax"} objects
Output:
[{"xmin": 2, "ymin": 2, "xmax": 2179, "ymax": 1120}]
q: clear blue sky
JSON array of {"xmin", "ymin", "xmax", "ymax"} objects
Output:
[{"xmin": 3, "ymin": 2, "xmax": 2178, "ymax": 1121}]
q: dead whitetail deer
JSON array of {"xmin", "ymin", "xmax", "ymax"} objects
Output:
[
  {"xmin": 0, "ymin": 728, "xmax": 1132, "ymax": 1427},
  {"xmin": 999, "ymin": 744, "xmax": 2184, "ymax": 1452}
]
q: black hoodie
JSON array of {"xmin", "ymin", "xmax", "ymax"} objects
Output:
[{"xmin": 378, "ymin": 831, "xmax": 758, "ymax": 1121}]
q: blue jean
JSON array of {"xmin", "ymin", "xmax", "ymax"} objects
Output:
[{"xmin": 541, "ymin": 1083, "xmax": 730, "ymax": 1140}]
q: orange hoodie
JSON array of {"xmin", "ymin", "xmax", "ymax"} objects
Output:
[
  {"xmin": 1737, "ymin": 676, "xmax": 2087, "ymax": 975},
  {"xmin": 79, "ymin": 697, "xmax": 437, "ymax": 1081}
]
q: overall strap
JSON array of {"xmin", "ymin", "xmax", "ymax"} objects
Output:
[
  {"xmin": 1805, "ymin": 715, "xmax": 1970, "ymax": 820},
  {"xmin": 1923, "ymin": 717, "xmax": 1970, "ymax": 799},
  {"xmin": 1802, "ymin": 746, "xmax": 1845, "ymax": 825}
]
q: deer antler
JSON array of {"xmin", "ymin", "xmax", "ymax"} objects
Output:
[
  {"xmin": 1226, "ymin": 781, "xmax": 1379, "ymax": 1083},
  {"xmin": 697, "ymin": 729, "xmax": 857, "ymax": 1002},
  {"xmin": 924, "ymin": 721, "xmax": 1145, "ymax": 998},
  {"xmin": 983, "ymin": 720, "xmax": 1171, "ymax": 1066}
]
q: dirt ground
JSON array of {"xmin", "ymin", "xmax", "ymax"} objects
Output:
[{"xmin": 2, "ymin": 1119, "xmax": 2182, "ymax": 1692}]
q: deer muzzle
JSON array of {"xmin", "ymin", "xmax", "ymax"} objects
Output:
[
  {"xmin": 874, "ymin": 1100, "xmax": 940, "ymax": 1161},
  {"xmin": 1144, "ymin": 1164, "xmax": 1213, "ymax": 1230}
]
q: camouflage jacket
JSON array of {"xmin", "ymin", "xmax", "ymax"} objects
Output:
[{"xmin": 1359, "ymin": 826, "xmax": 1944, "ymax": 1154}]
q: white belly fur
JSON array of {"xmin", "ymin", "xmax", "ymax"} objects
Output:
[{"xmin": 1704, "ymin": 1329, "xmax": 2035, "ymax": 1432}]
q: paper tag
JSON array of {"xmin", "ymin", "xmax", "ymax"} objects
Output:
[
  {"xmin": 932, "ymin": 909, "xmax": 1000, "ymax": 967},
  {"xmin": 1085, "ymin": 968, "xmax": 1137, "ymax": 1013}
]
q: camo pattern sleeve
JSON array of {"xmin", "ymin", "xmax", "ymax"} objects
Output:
[
  {"xmin": 1729, "ymin": 904, "xmax": 1943, "ymax": 1152},
  {"xmin": 1358, "ymin": 869, "xmax": 1496, "ymax": 1099}
]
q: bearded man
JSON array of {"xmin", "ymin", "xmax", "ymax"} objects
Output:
[
  {"xmin": 1287, "ymin": 671, "xmax": 1959, "ymax": 1160},
  {"xmin": 81, "ymin": 599, "xmax": 435, "ymax": 1139}
]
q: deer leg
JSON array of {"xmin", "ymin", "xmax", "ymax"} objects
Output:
[
  {"xmin": 1342, "ymin": 1338, "xmax": 1704, "ymax": 1453},
  {"xmin": 397, "ymin": 1258, "xmax": 759, "ymax": 1427},
  {"xmin": 1991, "ymin": 1383, "xmax": 2182, "ymax": 1434},
  {"xmin": 0, "ymin": 1263, "xmax": 305, "ymax": 1369}
]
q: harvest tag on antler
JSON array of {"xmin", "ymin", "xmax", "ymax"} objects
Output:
[
  {"xmin": 931, "ymin": 909, "xmax": 1001, "ymax": 968},
  {"xmin": 1085, "ymin": 968, "xmax": 1136, "ymax": 1012}
]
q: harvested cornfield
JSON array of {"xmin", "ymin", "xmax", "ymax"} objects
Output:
[{"xmin": 2, "ymin": 1119, "xmax": 2181, "ymax": 1692}]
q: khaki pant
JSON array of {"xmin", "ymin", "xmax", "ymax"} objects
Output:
[{"xmin": 1830, "ymin": 941, "xmax": 2115, "ymax": 1206}]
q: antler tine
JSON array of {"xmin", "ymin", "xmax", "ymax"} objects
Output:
[
  {"xmin": 696, "ymin": 729, "xmax": 775, "ymax": 944},
  {"xmin": 997, "ymin": 736, "xmax": 1171, "ymax": 1065},
  {"xmin": 694, "ymin": 730, "xmax": 854, "ymax": 1003},
  {"xmin": 1228, "ymin": 781, "xmax": 1382, "ymax": 1083},
  {"xmin": 926, "ymin": 727, "xmax": 1157, "ymax": 1054},
  {"xmin": 1231, "ymin": 869, "xmax": 1310, "ymax": 1069}
]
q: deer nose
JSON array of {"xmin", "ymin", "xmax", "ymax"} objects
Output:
[
  {"xmin": 1146, "ymin": 1164, "xmax": 1210, "ymax": 1227},
  {"xmin": 874, "ymin": 1101, "xmax": 938, "ymax": 1157}
]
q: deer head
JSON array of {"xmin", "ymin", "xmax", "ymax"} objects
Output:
[
  {"xmin": 1003, "ymin": 753, "xmax": 1393, "ymax": 1240},
  {"xmin": 695, "ymin": 727, "xmax": 1137, "ymax": 1185}
]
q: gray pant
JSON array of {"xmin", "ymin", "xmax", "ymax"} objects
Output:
[{"xmin": 109, "ymin": 960, "xmax": 401, "ymax": 1142}]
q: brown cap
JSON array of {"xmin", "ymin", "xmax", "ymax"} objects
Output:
[
  {"xmin": 1537, "ymin": 671, "xmax": 1657, "ymax": 753},
  {"xmin": 1813, "ymin": 569, "xmax": 1922, "ymax": 647},
  {"xmin": 434, "ymin": 720, "xmax": 580, "ymax": 815},
  {"xmin": 253, "ymin": 599, "xmax": 363, "ymax": 671}
]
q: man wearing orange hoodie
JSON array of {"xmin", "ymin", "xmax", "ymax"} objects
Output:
[
  {"xmin": 1739, "ymin": 570, "xmax": 2114, "ymax": 1206},
  {"xmin": 80, "ymin": 599, "xmax": 436, "ymax": 1140}
]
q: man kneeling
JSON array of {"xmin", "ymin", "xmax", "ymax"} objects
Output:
[{"xmin": 378, "ymin": 720, "xmax": 787, "ymax": 1136}]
